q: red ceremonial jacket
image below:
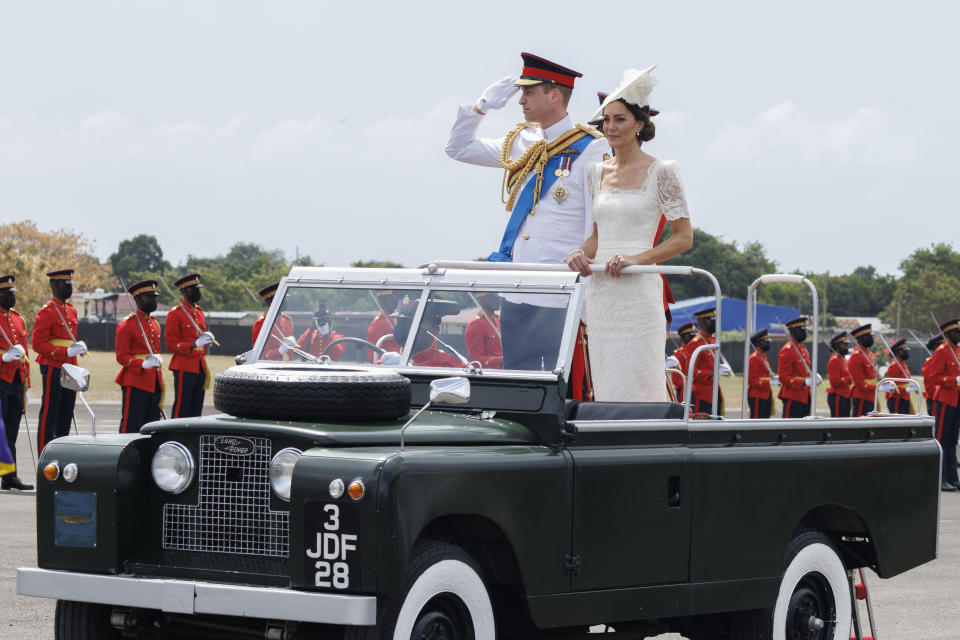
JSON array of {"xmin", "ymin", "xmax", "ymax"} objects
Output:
[
  {"xmin": 847, "ymin": 346, "xmax": 878, "ymax": 401},
  {"xmin": 681, "ymin": 331, "xmax": 721, "ymax": 404},
  {"xmin": 927, "ymin": 342, "xmax": 960, "ymax": 407},
  {"xmin": 297, "ymin": 327, "xmax": 346, "ymax": 361},
  {"xmin": 114, "ymin": 310, "xmax": 164, "ymax": 393},
  {"xmin": 921, "ymin": 355, "xmax": 940, "ymax": 402},
  {"xmin": 165, "ymin": 301, "xmax": 208, "ymax": 374},
  {"xmin": 748, "ymin": 349, "xmax": 774, "ymax": 399},
  {"xmin": 32, "ymin": 298, "xmax": 79, "ymax": 368},
  {"xmin": 367, "ymin": 312, "xmax": 400, "ymax": 361},
  {"xmin": 884, "ymin": 359, "xmax": 912, "ymax": 401},
  {"xmin": 670, "ymin": 345, "xmax": 688, "ymax": 394},
  {"xmin": 464, "ymin": 313, "xmax": 502, "ymax": 369},
  {"xmin": 0, "ymin": 308, "xmax": 30, "ymax": 386},
  {"xmin": 826, "ymin": 353, "xmax": 853, "ymax": 398},
  {"xmin": 410, "ymin": 342, "xmax": 462, "ymax": 368},
  {"xmin": 252, "ymin": 312, "xmax": 294, "ymax": 360},
  {"xmin": 777, "ymin": 339, "xmax": 811, "ymax": 403}
]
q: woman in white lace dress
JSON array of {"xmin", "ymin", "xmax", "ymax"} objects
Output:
[{"xmin": 567, "ymin": 67, "xmax": 693, "ymax": 402}]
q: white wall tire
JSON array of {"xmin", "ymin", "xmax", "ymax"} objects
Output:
[
  {"xmin": 772, "ymin": 533, "xmax": 851, "ymax": 640},
  {"xmin": 390, "ymin": 542, "xmax": 495, "ymax": 640}
]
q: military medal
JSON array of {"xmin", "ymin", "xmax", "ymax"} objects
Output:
[
  {"xmin": 554, "ymin": 168, "xmax": 563, "ymax": 177},
  {"xmin": 554, "ymin": 184, "xmax": 568, "ymax": 203}
]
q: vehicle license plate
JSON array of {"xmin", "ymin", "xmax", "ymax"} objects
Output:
[{"xmin": 304, "ymin": 501, "xmax": 360, "ymax": 590}]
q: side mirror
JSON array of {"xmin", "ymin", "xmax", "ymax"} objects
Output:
[
  {"xmin": 429, "ymin": 377, "xmax": 471, "ymax": 404},
  {"xmin": 60, "ymin": 364, "xmax": 90, "ymax": 393},
  {"xmin": 235, "ymin": 349, "xmax": 254, "ymax": 365}
]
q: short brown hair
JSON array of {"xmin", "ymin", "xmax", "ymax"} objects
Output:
[{"xmin": 540, "ymin": 81, "xmax": 572, "ymax": 107}]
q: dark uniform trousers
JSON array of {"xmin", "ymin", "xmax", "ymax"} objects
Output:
[
  {"xmin": 38, "ymin": 365, "xmax": 75, "ymax": 451},
  {"xmin": 695, "ymin": 397, "xmax": 724, "ymax": 416},
  {"xmin": 500, "ymin": 300, "xmax": 565, "ymax": 372},
  {"xmin": 851, "ymin": 398, "xmax": 874, "ymax": 416},
  {"xmin": 782, "ymin": 398, "xmax": 809, "ymax": 418},
  {"xmin": 934, "ymin": 401, "xmax": 959, "ymax": 485},
  {"xmin": 886, "ymin": 397, "xmax": 911, "ymax": 415},
  {"xmin": 0, "ymin": 370, "xmax": 24, "ymax": 466},
  {"xmin": 927, "ymin": 398, "xmax": 934, "ymax": 416},
  {"xmin": 749, "ymin": 397, "xmax": 772, "ymax": 419},
  {"xmin": 172, "ymin": 368, "xmax": 205, "ymax": 418},
  {"xmin": 827, "ymin": 394, "xmax": 851, "ymax": 418},
  {"xmin": 120, "ymin": 382, "xmax": 163, "ymax": 433}
]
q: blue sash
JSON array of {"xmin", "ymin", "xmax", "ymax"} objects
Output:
[{"xmin": 488, "ymin": 133, "xmax": 595, "ymax": 262}]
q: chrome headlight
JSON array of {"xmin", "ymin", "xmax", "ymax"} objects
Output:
[
  {"xmin": 152, "ymin": 442, "xmax": 195, "ymax": 494},
  {"xmin": 270, "ymin": 448, "xmax": 302, "ymax": 501}
]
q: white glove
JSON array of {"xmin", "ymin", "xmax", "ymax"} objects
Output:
[
  {"xmin": 769, "ymin": 376, "xmax": 780, "ymax": 386},
  {"xmin": 194, "ymin": 331, "xmax": 214, "ymax": 347},
  {"xmin": 804, "ymin": 373, "xmax": 823, "ymax": 387},
  {"xmin": 718, "ymin": 363, "xmax": 731, "ymax": 376},
  {"xmin": 906, "ymin": 382, "xmax": 921, "ymax": 394},
  {"xmin": 142, "ymin": 354, "xmax": 162, "ymax": 369},
  {"xmin": 277, "ymin": 336, "xmax": 298, "ymax": 356},
  {"xmin": 665, "ymin": 356, "xmax": 680, "ymax": 369},
  {"xmin": 475, "ymin": 76, "xmax": 520, "ymax": 114},
  {"xmin": 67, "ymin": 341, "xmax": 87, "ymax": 357},
  {"xmin": 380, "ymin": 351, "xmax": 403, "ymax": 366},
  {"xmin": 956, "ymin": 375, "xmax": 960, "ymax": 385},
  {"xmin": 2, "ymin": 344, "xmax": 25, "ymax": 362},
  {"xmin": 24, "ymin": 389, "xmax": 30, "ymax": 406},
  {"xmin": 877, "ymin": 381, "xmax": 896, "ymax": 393},
  {"xmin": 317, "ymin": 322, "xmax": 330, "ymax": 337}
]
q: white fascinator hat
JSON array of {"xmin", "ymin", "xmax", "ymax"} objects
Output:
[{"xmin": 591, "ymin": 65, "xmax": 658, "ymax": 123}]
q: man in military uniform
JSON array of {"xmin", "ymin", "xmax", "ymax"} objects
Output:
[
  {"xmin": 367, "ymin": 290, "xmax": 400, "ymax": 360},
  {"xmin": 446, "ymin": 53, "xmax": 609, "ymax": 370},
  {"xmin": 115, "ymin": 280, "xmax": 164, "ymax": 433},
  {"xmin": 777, "ymin": 317, "xmax": 819, "ymax": 418},
  {"xmin": 848, "ymin": 324, "xmax": 878, "ymax": 416},
  {"xmin": 826, "ymin": 332, "xmax": 853, "ymax": 418},
  {"xmin": 0, "ymin": 274, "xmax": 33, "ymax": 490},
  {"xmin": 251, "ymin": 283, "xmax": 295, "ymax": 360},
  {"xmin": 165, "ymin": 273, "xmax": 215, "ymax": 418},
  {"xmin": 926, "ymin": 318, "xmax": 960, "ymax": 491},
  {"xmin": 464, "ymin": 292, "xmax": 502, "ymax": 369},
  {"xmin": 922, "ymin": 333, "xmax": 944, "ymax": 416},
  {"xmin": 747, "ymin": 328, "xmax": 777, "ymax": 419},
  {"xmin": 292, "ymin": 302, "xmax": 346, "ymax": 361},
  {"xmin": 33, "ymin": 269, "xmax": 86, "ymax": 453},
  {"xmin": 681, "ymin": 308, "xmax": 728, "ymax": 415},
  {"xmin": 381, "ymin": 296, "xmax": 463, "ymax": 368},
  {"xmin": 666, "ymin": 322, "xmax": 697, "ymax": 402},
  {"xmin": 880, "ymin": 338, "xmax": 914, "ymax": 415}
]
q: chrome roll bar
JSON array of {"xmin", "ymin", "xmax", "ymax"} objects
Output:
[{"xmin": 873, "ymin": 377, "xmax": 925, "ymax": 416}]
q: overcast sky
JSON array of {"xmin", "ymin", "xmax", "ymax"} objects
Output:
[{"xmin": 2, "ymin": 1, "xmax": 956, "ymax": 278}]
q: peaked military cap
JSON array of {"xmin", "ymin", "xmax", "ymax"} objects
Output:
[
  {"xmin": 128, "ymin": 280, "xmax": 159, "ymax": 297},
  {"xmin": 750, "ymin": 328, "xmax": 769, "ymax": 345},
  {"xmin": 0, "ymin": 274, "xmax": 16, "ymax": 292},
  {"xmin": 890, "ymin": 338, "xmax": 907, "ymax": 352},
  {"xmin": 829, "ymin": 331, "xmax": 850, "ymax": 346},
  {"xmin": 258, "ymin": 283, "xmax": 280, "ymax": 300},
  {"xmin": 514, "ymin": 53, "xmax": 582, "ymax": 88},
  {"xmin": 46, "ymin": 269, "xmax": 74, "ymax": 281},
  {"xmin": 927, "ymin": 333, "xmax": 944, "ymax": 351},
  {"xmin": 851, "ymin": 323, "xmax": 872, "ymax": 338},
  {"xmin": 677, "ymin": 321, "xmax": 696, "ymax": 336},
  {"xmin": 940, "ymin": 318, "xmax": 960, "ymax": 333},
  {"xmin": 693, "ymin": 307, "xmax": 716, "ymax": 320},
  {"xmin": 785, "ymin": 316, "xmax": 808, "ymax": 328},
  {"xmin": 174, "ymin": 273, "xmax": 202, "ymax": 289}
]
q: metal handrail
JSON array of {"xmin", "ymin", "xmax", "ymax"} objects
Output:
[
  {"xmin": 872, "ymin": 376, "xmax": 925, "ymax": 416},
  {"xmin": 742, "ymin": 274, "xmax": 819, "ymax": 419},
  {"xmin": 684, "ymin": 343, "xmax": 720, "ymax": 420},
  {"xmin": 666, "ymin": 367, "xmax": 686, "ymax": 404}
]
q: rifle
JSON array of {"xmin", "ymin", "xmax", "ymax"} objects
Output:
[
  {"xmin": 157, "ymin": 276, "xmax": 220, "ymax": 347},
  {"xmin": 905, "ymin": 328, "xmax": 932, "ymax": 356},
  {"xmin": 117, "ymin": 276, "xmax": 167, "ymax": 420},
  {"xmin": 242, "ymin": 283, "xmax": 264, "ymax": 308}
]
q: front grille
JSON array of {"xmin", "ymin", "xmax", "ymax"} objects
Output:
[{"xmin": 162, "ymin": 435, "xmax": 290, "ymax": 558}]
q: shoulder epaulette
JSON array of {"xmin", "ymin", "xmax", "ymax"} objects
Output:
[
  {"xmin": 127, "ymin": 313, "xmax": 135, "ymax": 319},
  {"xmin": 575, "ymin": 123, "xmax": 603, "ymax": 138},
  {"xmin": 10, "ymin": 309, "xmax": 21, "ymax": 317},
  {"xmin": 171, "ymin": 304, "xmax": 180, "ymax": 312},
  {"xmin": 783, "ymin": 343, "xmax": 793, "ymax": 350},
  {"xmin": 40, "ymin": 301, "xmax": 51, "ymax": 309}
]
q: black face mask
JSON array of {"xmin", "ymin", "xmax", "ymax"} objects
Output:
[
  {"xmin": 834, "ymin": 343, "xmax": 849, "ymax": 355},
  {"xmin": 758, "ymin": 339, "xmax": 771, "ymax": 352},
  {"xmin": 701, "ymin": 318, "xmax": 716, "ymax": 335},
  {"xmin": 0, "ymin": 292, "xmax": 14, "ymax": 310},
  {"xmin": 183, "ymin": 286, "xmax": 202, "ymax": 304},
  {"xmin": 859, "ymin": 334, "xmax": 874, "ymax": 349},
  {"xmin": 896, "ymin": 347, "xmax": 910, "ymax": 361},
  {"xmin": 790, "ymin": 327, "xmax": 807, "ymax": 342},
  {"xmin": 948, "ymin": 330, "xmax": 960, "ymax": 346},
  {"xmin": 53, "ymin": 281, "xmax": 73, "ymax": 301},
  {"xmin": 139, "ymin": 297, "xmax": 158, "ymax": 314}
]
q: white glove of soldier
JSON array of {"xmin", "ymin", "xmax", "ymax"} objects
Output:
[
  {"xmin": 67, "ymin": 341, "xmax": 87, "ymax": 357},
  {"xmin": 956, "ymin": 375, "xmax": 960, "ymax": 385},
  {"xmin": 906, "ymin": 382, "xmax": 920, "ymax": 394},
  {"xmin": 194, "ymin": 331, "xmax": 215, "ymax": 348},
  {"xmin": 24, "ymin": 389, "xmax": 30, "ymax": 406},
  {"xmin": 877, "ymin": 381, "xmax": 896, "ymax": 393},
  {"xmin": 380, "ymin": 351, "xmax": 403, "ymax": 366},
  {"xmin": 804, "ymin": 373, "xmax": 823, "ymax": 387},
  {"xmin": 2, "ymin": 344, "xmax": 25, "ymax": 362},
  {"xmin": 718, "ymin": 363, "xmax": 731, "ymax": 376},
  {"xmin": 769, "ymin": 376, "xmax": 780, "ymax": 386},
  {"xmin": 475, "ymin": 76, "xmax": 520, "ymax": 114},
  {"xmin": 665, "ymin": 356, "xmax": 680, "ymax": 369},
  {"xmin": 277, "ymin": 336, "xmax": 298, "ymax": 356},
  {"xmin": 317, "ymin": 322, "xmax": 331, "ymax": 337},
  {"xmin": 142, "ymin": 354, "xmax": 162, "ymax": 369}
]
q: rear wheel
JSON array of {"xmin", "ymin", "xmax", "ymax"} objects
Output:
[{"xmin": 55, "ymin": 600, "xmax": 119, "ymax": 640}]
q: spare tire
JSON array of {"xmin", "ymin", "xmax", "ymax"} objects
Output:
[{"xmin": 214, "ymin": 364, "xmax": 411, "ymax": 422}]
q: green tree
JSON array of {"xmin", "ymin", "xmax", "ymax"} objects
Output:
[
  {"xmin": 662, "ymin": 228, "xmax": 778, "ymax": 300},
  {"xmin": 109, "ymin": 234, "xmax": 171, "ymax": 282},
  {"xmin": 351, "ymin": 260, "xmax": 404, "ymax": 268},
  {"xmin": 881, "ymin": 244, "xmax": 960, "ymax": 329}
]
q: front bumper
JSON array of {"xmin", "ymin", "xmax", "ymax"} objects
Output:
[{"xmin": 17, "ymin": 567, "xmax": 377, "ymax": 626}]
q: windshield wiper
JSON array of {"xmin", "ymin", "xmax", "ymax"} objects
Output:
[{"xmin": 426, "ymin": 331, "xmax": 482, "ymax": 375}]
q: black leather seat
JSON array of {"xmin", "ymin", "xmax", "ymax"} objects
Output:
[
  {"xmin": 569, "ymin": 401, "xmax": 684, "ymax": 421},
  {"xmin": 563, "ymin": 399, "xmax": 580, "ymax": 421}
]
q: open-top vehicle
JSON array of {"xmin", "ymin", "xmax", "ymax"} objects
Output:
[{"xmin": 18, "ymin": 262, "xmax": 940, "ymax": 640}]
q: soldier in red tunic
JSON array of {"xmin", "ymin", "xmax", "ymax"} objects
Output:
[
  {"xmin": 464, "ymin": 292, "xmax": 503, "ymax": 369},
  {"xmin": 666, "ymin": 322, "xmax": 697, "ymax": 402},
  {"xmin": 367, "ymin": 291, "xmax": 400, "ymax": 360},
  {"xmin": 295, "ymin": 302, "xmax": 346, "ymax": 361},
  {"xmin": 33, "ymin": 269, "xmax": 86, "ymax": 453},
  {"xmin": 777, "ymin": 316, "xmax": 819, "ymax": 418},
  {"xmin": 922, "ymin": 333, "xmax": 944, "ymax": 416},
  {"xmin": 880, "ymin": 338, "xmax": 914, "ymax": 415},
  {"xmin": 380, "ymin": 296, "xmax": 462, "ymax": 368},
  {"xmin": 847, "ymin": 324, "xmax": 878, "ymax": 416},
  {"xmin": 681, "ymin": 308, "xmax": 728, "ymax": 415},
  {"xmin": 747, "ymin": 328, "xmax": 776, "ymax": 419},
  {"xmin": 826, "ymin": 331, "xmax": 853, "ymax": 418},
  {"xmin": 165, "ymin": 273, "xmax": 215, "ymax": 418},
  {"xmin": 926, "ymin": 318, "xmax": 960, "ymax": 491},
  {"xmin": 0, "ymin": 275, "xmax": 33, "ymax": 490},
  {"xmin": 251, "ymin": 283, "xmax": 294, "ymax": 360},
  {"xmin": 115, "ymin": 280, "xmax": 164, "ymax": 433}
]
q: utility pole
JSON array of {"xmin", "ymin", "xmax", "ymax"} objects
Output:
[{"xmin": 895, "ymin": 292, "xmax": 902, "ymax": 339}]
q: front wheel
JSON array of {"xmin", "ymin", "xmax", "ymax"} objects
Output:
[
  {"xmin": 345, "ymin": 541, "xmax": 495, "ymax": 640},
  {"xmin": 55, "ymin": 600, "xmax": 119, "ymax": 640}
]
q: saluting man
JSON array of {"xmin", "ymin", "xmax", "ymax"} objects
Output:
[
  {"xmin": 848, "ymin": 324, "xmax": 878, "ymax": 416},
  {"xmin": 926, "ymin": 318, "xmax": 960, "ymax": 492},
  {"xmin": 681, "ymin": 307, "xmax": 729, "ymax": 415},
  {"xmin": 251, "ymin": 283, "xmax": 294, "ymax": 360},
  {"xmin": 777, "ymin": 317, "xmax": 819, "ymax": 418},
  {"xmin": 165, "ymin": 273, "xmax": 215, "ymax": 418},
  {"xmin": 115, "ymin": 280, "xmax": 164, "ymax": 433},
  {"xmin": 922, "ymin": 333, "xmax": 944, "ymax": 416},
  {"xmin": 747, "ymin": 328, "xmax": 777, "ymax": 419},
  {"xmin": 0, "ymin": 274, "xmax": 33, "ymax": 490},
  {"xmin": 881, "ymin": 338, "xmax": 914, "ymax": 415},
  {"xmin": 667, "ymin": 322, "xmax": 696, "ymax": 402},
  {"xmin": 464, "ymin": 292, "xmax": 503, "ymax": 369},
  {"xmin": 826, "ymin": 332, "xmax": 853, "ymax": 418},
  {"xmin": 33, "ymin": 269, "xmax": 86, "ymax": 453},
  {"xmin": 446, "ymin": 52, "xmax": 610, "ymax": 370}
]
